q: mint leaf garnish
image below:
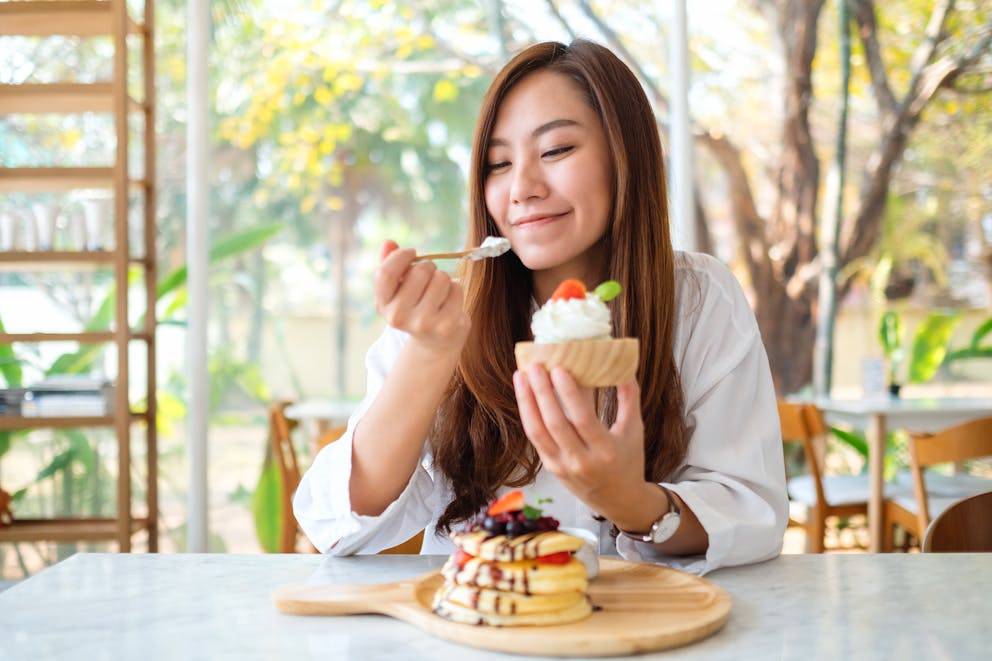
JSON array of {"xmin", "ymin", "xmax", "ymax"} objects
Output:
[
  {"xmin": 522, "ymin": 504, "xmax": 543, "ymax": 520},
  {"xmin": 593, "ymin": 280, "xmax": 621, "ymax": 302}
]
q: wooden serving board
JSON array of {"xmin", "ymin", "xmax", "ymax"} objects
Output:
[{"xmin": 273, "ymin": 558, "xmax": 731, "ymax": 657}]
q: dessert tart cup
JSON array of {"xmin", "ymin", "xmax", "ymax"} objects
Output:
[{"xmin": 514, "ymin": 337, "xmax": 639, "ymax": 387}]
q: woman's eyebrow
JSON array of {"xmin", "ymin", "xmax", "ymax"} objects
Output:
[{"xmin": 489, "ymin": 118, "xmax": 580, "ymax": 147}]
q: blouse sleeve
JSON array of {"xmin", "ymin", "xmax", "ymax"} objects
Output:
[
  {"xmin": 292, "ymin": 326, "xmax": 439, "ymax": 555},
  {"xmin": 616, "ymin": 253, "xmax": 788, "ymax": 574}
]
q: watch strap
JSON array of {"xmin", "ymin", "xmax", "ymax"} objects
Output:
[{"xmin": 621, "ymin": 485, "xmax": 680, "ymax": 542}]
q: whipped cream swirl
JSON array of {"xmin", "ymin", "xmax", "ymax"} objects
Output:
[
  {"xmin": 469, "ymin": 236, "xmax": 511, "ymax": 260},
  {"xmin": 531, "ymin": 295, "xmax": 612, "ymax": 343}
]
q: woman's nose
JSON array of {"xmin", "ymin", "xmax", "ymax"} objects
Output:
[{"xmin": 510, "ymin": 159, "xmax": 548, "ymax": 204}]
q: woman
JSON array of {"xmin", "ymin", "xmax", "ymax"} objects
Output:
[{"xmin": 294, "ymin": 39, "xmax": 786, "ymax": 574}]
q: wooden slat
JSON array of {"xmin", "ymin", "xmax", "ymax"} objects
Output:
[
  {"xmin": 0, "ymin": 415, "xmax": 116, "ymax": 431},
  {"xmin": 0, "ymin": 517, "xmax": 148, "ymax": 543},
  {"xmin": 0, "ymin": 331, "xmax": 154, "ymax": 343},
  {"xmin": 0, "ymin": 250, "xmax": 116, "ymax": 267},
  {"xmin": 0, "ymin": 331, "xmax": 115, "ymax": 343},
  {"xmin": 0, "ymin": 1, "xmax": 143, "ymax": 37},
  {"xmin": 0, "ymin": 167, "xmax": 148, "ymax": 192},
  {"xmin": 0, "ymin": 166, "xmax": 112, "ymax": 191},
  {"xmin": 0, "ymin": 83, "xmax": 143, "ymax": 114}
]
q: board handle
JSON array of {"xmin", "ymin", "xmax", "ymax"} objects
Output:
[{"xmin": 273, "ymin": 580, "xmax": 417, "ymax": 616}]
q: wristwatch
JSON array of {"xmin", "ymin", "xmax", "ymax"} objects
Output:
[{"xmin": 622, "ymin": 485, "xmax": 681, "ymax": 544}]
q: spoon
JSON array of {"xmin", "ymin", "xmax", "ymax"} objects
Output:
[{"xmin": 414, "ymin": 236, "xmax": 510, "ymax": 262}]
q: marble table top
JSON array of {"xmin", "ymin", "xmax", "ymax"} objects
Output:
[{"xmin": 1, "ymin": 552, "xmax": 989, "ymax": 660}]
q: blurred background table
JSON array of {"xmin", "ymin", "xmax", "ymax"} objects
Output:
[{"xmin": 811, "ymin": 396, "xmax": 992, "ymax": 552}]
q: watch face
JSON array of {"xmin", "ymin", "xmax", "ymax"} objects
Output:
[{"xmin": 650, "ymin": 512, "xmax": 681, "ymax": 543}]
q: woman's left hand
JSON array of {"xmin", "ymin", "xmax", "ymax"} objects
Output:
[{"xmin": 513, "ymin": 365, "xmax": 647, "ymax": 516}]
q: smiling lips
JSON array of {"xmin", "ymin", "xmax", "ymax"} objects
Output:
[{"xmin": 511, "ymin": 211, "xmax": 568, "ymax": 227}]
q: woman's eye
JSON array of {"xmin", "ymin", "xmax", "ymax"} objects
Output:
[
  {"xmin": 486, "ymin": 161, "xmax": 510, "ymax": 173},
  {"xmin": 542, "ymin": 145, "xmax": 574, "ymax": 159}
]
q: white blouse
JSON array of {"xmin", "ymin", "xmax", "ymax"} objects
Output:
[{"xmin": 294, "ymin": 251, "xmax": 787, "ymax": 575}]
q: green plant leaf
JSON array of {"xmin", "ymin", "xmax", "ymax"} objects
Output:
[
  {"xmin": 0, "ymin": 314, "xmax": 23, "ymax": 387},
  {"xmin": 908, "ymin": 312, "xmax": 960, "ymax": 383},
  {"xmin": 944, "ymin": 346, "xmax": 992, "ymax": 364},
  {"xmin": 593, "ymin": 280, "xmax": 621, "ymax": 302},
  {"xmin": 969, "ymin": 318, "xmax": 992, "ymax": 348},
  {"xmin": 252, "ymin": 449, "xmax": 283, "ymax": 553},
  {"xmin": 157, "ymin": 223, "xmax": 284, "ymax": 299},
  {"xmin": 42, "ymin": 224, "xmax": 284, "ymax": 379},
  {"xmin": 35, "ymin": 449, "xmax": 75, "ymax": 482},
  {"xmin": 829, "ymin": 426, "xmax": 868, "ymax": 460},
  {"xmin": 878, "ymin": 310, "xmax": 902, "ymax": 357}
]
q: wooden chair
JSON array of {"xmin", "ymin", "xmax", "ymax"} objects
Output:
[
  {"xmin": 0, "ymin": 483, "xmax": 14, "ymax": 527},
  {"xmin": 922, "ymin": 490, "xmax": 992, "ymax": 552},
  {"xmin": 779, "ymin": 400, "xmax": 874, "ymax": 553},
  {"xmin": 884, "ymin": 417, "xmax": 992, "ymax": 551},
  {"xmin": 268, "ymin": 401, "xmax": 424, "ymax": 554},
  {"xmin": 269, "ymin": 401, "xmax": 325, "ymax": 553}
]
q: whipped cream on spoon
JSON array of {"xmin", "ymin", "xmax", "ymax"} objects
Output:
[{"xmin": 413, "ymin": 236, "xmax": 511, "ymax": 262}]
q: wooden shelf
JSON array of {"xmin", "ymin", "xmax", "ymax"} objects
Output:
[
  {"xmin": 0, "ymin": 415, "xmax": 115, "ymax": 431},
  {"xmin": 0, "ymin": 166, "xmax": 111, "ymax": 191},
  {"xmin": 0, "ymin": 252, "xmax": 153, "ymax": 271},
  {"xmin": 0, "ymin": 331, "xmax": 116, "ymax": 343},
  {"xmin": 0, "ymin": 332, "xmax": 153, "ymax": 344},
  {"xmin": 0, "ymin": 409, "xmax": 151, "ymax": 432},
  {"xmin": 1, "ymin": 0, "xmax": 158, "ymax": 554},
  {"xmin": 0, "ymin": 517, "xmax": 148, "ymax": 544},
  {"xmin": 0, "ymin": 250, "xmax": 116, "ymax": 265},
  {"xmin": 0, "ymin": 167, "xmax": 148, "ymax": 192},
  {"xmin": 0, "ymin": 83, "xmax": 144, "ymax": 114},
  {"xmin": 0, "ymin": 1, "xmax": 144, "ymax": 37}
]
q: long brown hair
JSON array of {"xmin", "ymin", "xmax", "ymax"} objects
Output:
[{"xmin": 432, "ymin": 39, "xmax": 687, "ymax": 532}]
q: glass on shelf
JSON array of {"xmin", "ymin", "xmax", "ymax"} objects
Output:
[
  {"xmin": 32, "ymin": 201, "xmax": 60, "ymax": 251},
  {"xmin": 81, "ymin": 195, "xmax": 112, "ymax": 251},
  {"xmin": 1, "ymin": 211, "xmax": 20, "ymax": 251}
]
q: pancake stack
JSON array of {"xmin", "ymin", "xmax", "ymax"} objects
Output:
[{"xmin": 432, "ymin": 491, "xmax": 592, "ymax": 626}]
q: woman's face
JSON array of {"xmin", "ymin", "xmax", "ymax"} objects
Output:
[{"xmin": 484, "ymin": 70, "xmax": 613, "ymax": 300}]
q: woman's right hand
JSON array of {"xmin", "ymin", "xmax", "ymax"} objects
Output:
[{"xmin": 374, "ymin": 240, "xmax": 470, "ymax": 355}]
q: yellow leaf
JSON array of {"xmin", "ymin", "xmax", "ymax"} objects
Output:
[
  {"xmin": 433, "ymin": 79, "xmax": 458, "ymax": 103},
  {"xmin": 415, "ymin": 35, "xmax": 436, "ymax": 50},
  {"xmin": 462, "ymin": 64, "xmax": 482, "ymax": 78},
  {"xmin": 300, "ymin": 126, "xmax": 319, "ymax": 143},
  {"xmin": 334, "ymin": 72, "xmax": 364, "ymax": 93},
  {"xmin": 318, "ymin": 138, "xmax": 336, "ymax": 155},
  {"xmin": 326, "ymin": 196, "xmax": 345, "ymax": 211},
  {"xmin": 314, "ymin": 87, "xmax": 334, "ymax": 105},
  {"xmin": 306, "ymin": 151, "xmax": 320, "ymax": 175},
  {"xmin": 301, "ymin": 195, "xmax": 317, "ymax": 213},
  {"xmin": 397, "ymin": 43, "xmax": 413, "ymax": 59}
]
